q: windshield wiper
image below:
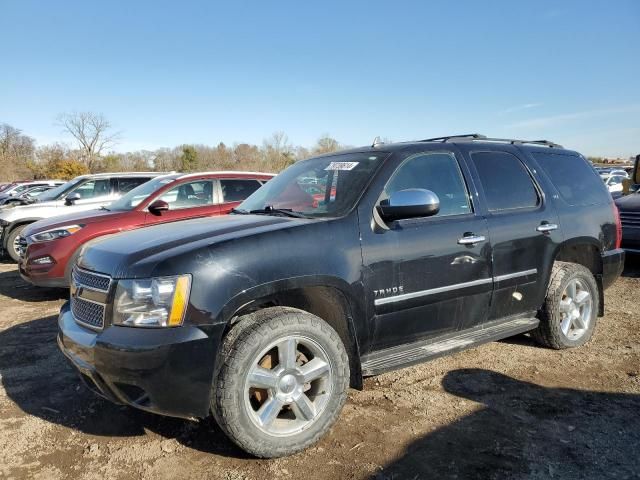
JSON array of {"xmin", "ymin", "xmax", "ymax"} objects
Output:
[
  {"xmin": 99, "ymin": 206, "xmax": 110, "ymax": 211},
  {"xmin": 249, "ymin": 206, "xmax": 311, "ymax": 219},
  {"xmin": 231, "ymin": 208, "xmax": 248, "ymax": 214}
]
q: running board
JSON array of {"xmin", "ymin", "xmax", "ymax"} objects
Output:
[{"xmin": 361, "ymin": 317, "xmax": 539, "ymax": 376}]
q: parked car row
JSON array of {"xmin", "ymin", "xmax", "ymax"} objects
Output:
[
  {"xmin": 0, "ymin": 180, "xmax": 64, "ymax": 206},
  {"xmin": 17, "ymin": 171, "xmax": 273, "ymax": 287},
  {"xmin": 50, "ymin": 134, "xmax": 625, "ymax": 458},
  {"xmin": 0, "ymin": 172, "xmax": 165, "ymax": 261}
]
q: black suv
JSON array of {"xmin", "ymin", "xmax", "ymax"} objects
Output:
[
  {"xmin": 615, "ymin": 154, "xmax": 640, "ymax": 253},
  {"xmin": 58, "ymin": 134, "xmax": 624, "ymax": 458}
]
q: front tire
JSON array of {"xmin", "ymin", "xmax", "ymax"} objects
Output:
[
  {"xmin": 532, "ymin": 261, "xmax": 599, "ymax": 349},
  {"xmin": 212, "ymin": 307, "xmax": 350, "ymax": 458},
  {"xmin": 6, "ymin": 225, "xmax": 27, "ymax": 262}
]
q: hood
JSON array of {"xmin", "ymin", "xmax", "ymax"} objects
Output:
[
  {"xmin": 0, "ymin": 199, "xmax": 114, "ymax": 223},
  {"xmin": 0, "ymin": 199, "xmax": 63, "ymax": 222},
  {"xmin": 78, "ymin": 214, "xmax": 310, "ymax": 278},
  {"xmin": 615, "ymin": 192, "xmax": 640, "ymax": 211},
  {"xmin": 23, "ymin": 208, "xmax": 127, "ymax": 236}
]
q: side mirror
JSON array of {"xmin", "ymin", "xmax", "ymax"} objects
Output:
[
  {"xmin": 377, "ymin": 189, "xmax": 440, "ymax": 222},
  {"xmin": 148, "ymin": 199, "xmax": 170, "ymax": 215},
  {"xmin": 65, "ymin": 192, "xmax": 81, "ymax": 205}
]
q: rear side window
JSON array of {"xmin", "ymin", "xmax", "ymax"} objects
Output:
[
  {"xmin": 220, "ymin": 179, "xmax": 262, "ymax": 202},
  {"xmin": 532, "ymin": 152, "xmax": 608, "ymax": 206},
  {"xmin": 118, "ymin": 177, "xmax": 151, "ymax": 193},
  {"xmin": 471, "ymin": 151, "xmax": 539, "ymax": 212}
]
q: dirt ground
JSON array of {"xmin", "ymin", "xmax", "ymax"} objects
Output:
[{"xmin": 0, "ymin": 259, "xmax": 638, "ymax": 480}]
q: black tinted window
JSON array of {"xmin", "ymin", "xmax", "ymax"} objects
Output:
[
  {"xmin": 471, "ymin": 151, "xmax": 538, "ymax": 211},
  {"xmin": 118, "ymin": 177, "xmax": 150, "ymax": 193},
  {"xmin": 533, "ymin": 152, "xmax": 610, "ymax": 206},
  {"xmin": 384, "ymin": 152, "xmax": 471, "ymax": 217},
  {"xmin": 220, "ymin": 179, "xmax": 262, "ymax": 202}
]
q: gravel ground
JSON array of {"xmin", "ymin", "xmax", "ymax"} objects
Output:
[{"xmin": 0, "ymin": 258, "xmax": 638, "ymax": 479}]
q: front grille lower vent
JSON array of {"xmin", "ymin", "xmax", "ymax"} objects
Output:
[{"xmin": 71, "ymin": 296, "xmax": 105, "ymax": 329}]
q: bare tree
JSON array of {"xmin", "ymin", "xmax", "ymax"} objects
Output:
[
  {"xmin": 56, "ymin": 112, "xmax": 120, "ymax": 170},
  {"xmin": 312, "ymin": 134, "xmax": 341, "ymax": 155},
  {"xmin": 262, "ymin": 131, "xmax": 295, "ymax": 170},
  {"xmin": 0, "ymin": 123, "xmax": 36, "ymax": 180}
]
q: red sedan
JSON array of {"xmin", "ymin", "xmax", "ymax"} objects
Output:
[{"xmin": 19, "ymin": 171, "xmax": 274, "ymax": 287}]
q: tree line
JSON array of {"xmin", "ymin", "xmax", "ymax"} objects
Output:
[{"xmin": 0, "ymin": 112, "xmax": 346, "ymax": 181}]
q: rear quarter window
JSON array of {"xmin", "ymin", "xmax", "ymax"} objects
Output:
[
  {"xmin": 220, "ymin": 179, "xmax": 262, "ymax": 202},
  {"xmin": 532, "ymin": 152, "xmax": 609, "ymax": 206}
]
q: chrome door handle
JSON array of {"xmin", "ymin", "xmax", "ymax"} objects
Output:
[
  {"xmin": 536, "ymin": 223, "xmax": 558, "ymax": 233},
  {"xmin": 458, "ymin": 235, "xmax": 486, "ymax": 245}
]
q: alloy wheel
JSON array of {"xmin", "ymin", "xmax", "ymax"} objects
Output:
[
  {"xmin": 558, "ymin": 278, "xmax": 593, "ymax": 341},
  {"xmin": 243, "ymin": 335, "xmax": 333, "ymax": 437}
]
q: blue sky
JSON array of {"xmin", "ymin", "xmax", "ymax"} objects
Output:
[{"xmin": 1, "ymin": 0, "xmax": 639, "ymax": 157}]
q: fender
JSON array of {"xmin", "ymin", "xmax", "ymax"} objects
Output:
[
  {"xmin": 216, "ymin": 274, "xmax": 367, "ymax": 388},
  {"xmin": 551, "ymin": 237, "xmax": 605, "ymax": 316}
]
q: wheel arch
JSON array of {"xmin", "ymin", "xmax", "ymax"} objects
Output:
[
  {"xmin": 2, "ymin": 219, "xmax": 40, "ymax": 249},
  {"xmin": 219, "ymin": 277, "xmax": 365, "ymax": 389},
  {"xmin": 552, "ymin": 238, "xmax": 605, "ymax": 316}
]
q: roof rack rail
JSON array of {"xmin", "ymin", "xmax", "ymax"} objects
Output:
[
  {"xmin": 421, "ymin": 133, "xmax": 487, "ymax": 142},
  {"xmin": 421, "ymin": 134, "xmax": 562, "ymax": 149}
]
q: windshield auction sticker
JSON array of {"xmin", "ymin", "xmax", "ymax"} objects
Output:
[{"xmin": 325, "ymin": 162, "xmax": 359, "ymax": 171}]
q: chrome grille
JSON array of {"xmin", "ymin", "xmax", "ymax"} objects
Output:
[
  {"xmin": 72, "ymin": 267, "xmax": 111, "ymax": 291},
  {"xmin": 71, "ymin": 297, "xmax": 105, "ymax": 329},
  {"xmin": 71, "ymin": 267, "xmax": 112, "ymax": 330},
  {"xmin": 620, "ymin": 211, "xmax": 640, "ymax": 228}
]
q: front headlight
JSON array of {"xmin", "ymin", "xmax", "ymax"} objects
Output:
[
  {"xmin": 29, "ymin": 224, "xmax": 84, "ymax": 242},
  {"xmin": 113, "ymin": 275, "xmax": 191, "ymax": 328}
]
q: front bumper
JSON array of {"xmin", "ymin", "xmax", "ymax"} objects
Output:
[
  {"xmin": 19, "ymin": 240, "xmax": 70, "ymax": 288},
  {"xmin": 58, "ymin": 302, "xmax": 224, "ymax": 419},
  {"xmin": 601, "ymin": 248, "xmax": 625, "ymax": 290},
  {"xmin": 20, "ymin": 261, "xmax": 68, "ymax": 288}
]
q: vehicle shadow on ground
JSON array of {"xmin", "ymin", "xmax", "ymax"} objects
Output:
[
  {"xmin": 373, "ymin": 368, "xmax": 640, "ymax": 480},
  {"xmin": 0, "ymin": 315, "xmax": 251, "ymax": 459},
  {"xmin": 0, "ymin": 269, "xmax": 67, "ymax": 302}
]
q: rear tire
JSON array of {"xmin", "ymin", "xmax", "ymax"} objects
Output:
[
  {"xmin": 6, "ymin": 225, "xmax": 27, "ymax": 262},
  {"xmin": 532, "ymin": 261, "xmax": 599, "ymax": 349},
  {"xmin": 212, "ymin": 307, "xmax": 350, "ymax": 458}
]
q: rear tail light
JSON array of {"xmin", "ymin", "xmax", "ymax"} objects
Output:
[{"xmin": 612, "ymin": 203, "xmax": 622, "ymax": 249}]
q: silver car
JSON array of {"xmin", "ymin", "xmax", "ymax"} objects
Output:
[{"xmin": 0, "ymin": 172, "xmax": 164, "ymax": 261}]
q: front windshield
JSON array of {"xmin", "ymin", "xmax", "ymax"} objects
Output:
[
  {"xmin": 13, "ymin": 184, "xmax": 31, "ymax": 194},
  {"xmin": 22, "ymin": 187, "xmax": 47, "ymax": 197},
  {"xmin": 109, "ymin": 175, "xmax": 179, "ymax": 211},
  {"xmin": 36, "ymin": 178, "xmax": 84, "ymax": 202},
  {"xmin": 238, "ymin": 152, "xmax": 387, "ymax": 218}
]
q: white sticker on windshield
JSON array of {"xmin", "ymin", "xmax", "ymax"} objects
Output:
[{"xmin": 325, "ymin": 161, "xmax": 359, "ymax": 171}]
